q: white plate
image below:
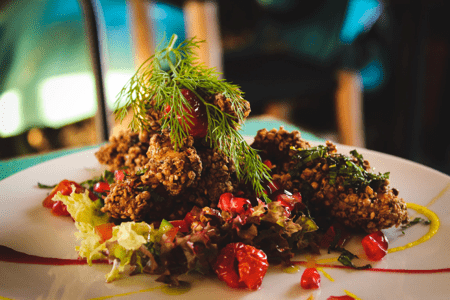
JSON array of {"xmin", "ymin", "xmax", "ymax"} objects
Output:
[{"xmin": 1, "ymin": 142, "xmax": 450, "ymax": 300}]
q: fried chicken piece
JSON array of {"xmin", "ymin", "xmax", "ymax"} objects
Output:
[
  {"xmin": 140, "ymin": 131, "xmax": 202, "ymax": 196},
  {"xmin": 190, "ymin": 147, "xmax": 237, "ymax": 207},
  {"xmin": 101, "ymin": 174, "xmax": 152, "ymax": 221},
  {"xmin": 251, "ymin": 127, "xmax": 311, "ymax": 164},
  {"xmin": 95, "ymin": 130, "xmax": 150, "ymax": 172},
  {"xmin": 274, "ymin": 141, "xmax": 408, "ymax": 232},
  {"xmin": 296, "ymin": 152, "xmax": 408, "ymax": 232}
]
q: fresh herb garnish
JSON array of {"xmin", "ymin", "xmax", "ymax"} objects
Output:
[
  {"xmin": 401, "ymin": 217, "xmax": 431, "ymax": 233},
  {"xmin": 337, "ymin": 249, "xmax": 372, "ymax": 270},
  {"xmin": 115, "ymin": 34, "xmax": 271, "ymax": 201},
  {"xmin": 81, "ymin": 170, "xmax": 115, "ymax": 190},
  {"xmin": 291, "ymin": 146, "xmax": 389, "ymax": 192},
  {"xmin": 37, "ymin": 182, "xmax": 57, "ymax": 189}
]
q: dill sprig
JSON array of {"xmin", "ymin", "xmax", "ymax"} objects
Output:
[{"xmin": 114, "ymin": 34, "xmax": 271, "ymax": 201}]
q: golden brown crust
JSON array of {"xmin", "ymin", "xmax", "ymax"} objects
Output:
[{"xmin": 141, "ymin": 131, "xmax": 202, "ymax": 196}]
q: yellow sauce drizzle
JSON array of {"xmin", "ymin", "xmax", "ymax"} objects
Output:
[
  {"xmin": 317, "ymin": 257, "xmax": 338, "ymax": 264},
  {"xmin": 388, "ymin": 203, "xmax": 440, "ymax": 254},
  {"xmin": 316, "ymin": 267, "xmax": 334, "ymax": 282},
  {"xmin": 0, "ymin": 296, "xmax": 15, "ymax": 300},
  {"xmin": 283, "ymin": 264, "xmax": 301, "ymax": 274},
  {"xmin": 425, "ymin": 182, "xmax": 450, "ymax": 208},
  {"xmin": 88, "ymin": 286, "xmax": 163, "ymax": 300},
  {"xmin": 344, "ymin": 289, "xmax": 362, "ymax": 300}
]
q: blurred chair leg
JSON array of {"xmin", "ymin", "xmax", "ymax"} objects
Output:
[
  {"xmin": 183, "ymin": 0, "xmax": 223, "ymax": 73},
  {"xmin": 335, "ymin": 70, "xmax": 365, "ymax": 147}
]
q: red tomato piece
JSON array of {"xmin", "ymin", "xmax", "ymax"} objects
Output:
[
  {"xmin": 93, "ymin": 181, "xmax": 110, "ymax": 193},
  {"xmin": 300, "ymin": 267, "xmax": 321, "ymax": 289},
  {"xmin": 162, "ymin": 227, "xmax": 179, "ymax": 243},
  {"xmin": 230, "ymin": 197, "xmax": 253, "ymax": 215},
  {"xmin": 95, "ymin": 223, "xmax": 115, "ymax": 243},
  {"xmin": 165, "ymin": 89, "xmax": 208, "ymax": 139},
  {"xmin": 362, "ymin": 230, "xmax": 389, "ymax": 261},
  {"xmin": 327, "ymin": 296, "xmax": 355, "ymax": 300},
  {"xmin": 218, "ymin": 193, "xmax": 233, "ymax": 212},
  {"xmin": 169, "ymin": 220, "xmax": 189, "ymax": 233},
  {"xmin": 214, "ymin": 242, "xmax": 268, "ymax": 290},
  {"xmin": 114, "ymin": 170, "xmax": 126, "ymax": 182},
  {"xmin": 218, "ymin": 193, "xmax": 252, "ymax": 215},
  {"xmin": 51, "ymin": 201, "xmax": 70, "ymax": 216},
  {"xmin": 263, "ymin": 159, "xmax": 273, "ymax": 169}
]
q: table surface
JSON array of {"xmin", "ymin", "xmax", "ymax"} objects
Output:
[{"xmin": 0, "ymin": 118, "xmax": 325, "ymax": 181}]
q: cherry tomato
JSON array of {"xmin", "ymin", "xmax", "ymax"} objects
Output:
[
  {"xmin": 95, "ymin": 223, "xmax": 115, "ymax": 243},
  {"xmin": 214, "ymin": 242, "xmax": 268, "ymax": 290},
  {"xmin": 300, "ymin": 267, "xmax": 321, "ymax": 289},
  {"xmin": 165, "ymin": 89, "xmax": 208, "ymax": 139},
  {"xmin": 361, "ymin": 231, "xmax": 388, "ymax": 261},
  {"xmin": 93, "ymin": 181, "xmax": 110, "ymax": 193}
]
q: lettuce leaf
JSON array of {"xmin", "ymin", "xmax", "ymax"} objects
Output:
[
  {"xmin": 53, "ymin": 187, "xmax": 109, "ymax": 226},
  {"xmin": 109, "ymin": 222, "xmax": 152, "ymax": 250},
  {"xmin": 74, "ymin": 222, "xmax": 107, "ymax": 265}
]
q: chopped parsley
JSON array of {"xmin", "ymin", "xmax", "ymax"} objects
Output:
[{"xmin": 291, "ymin": 146, "xmax": 390, "ymax": 192}]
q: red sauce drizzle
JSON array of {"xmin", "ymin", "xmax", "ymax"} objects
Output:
[
  {"xmin": 292, "ymin": 260, "xmax": 450, "ymax": 274},
  {"xmin": 1, "ymin": 245, "xmax": 449, "ymax": 275},
  {"xmin": 0, "ymin": 245, "xmax": 108, "ymax": 265}
]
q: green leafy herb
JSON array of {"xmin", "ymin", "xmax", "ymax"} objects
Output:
[
  {"xmin": 81, "ymin": 170, "xmax": 115, "ymax": 190},
  {"xmin": 291, "ymin": 146, "xmax": 389, "ymax": 192},
  {"xmin": 401, "ymin": 217, "xmax": 431, "ymax": 233},
  {"xmin": 37, "ymin": 182, "xmax": 57, "ymax": 189},
  {"xmin": 337, "ymin": 249, "xmax": 372, "ymax": 270},
  {"xmin": 114, "ymin": 34, "xmax": 271, "ymax": 201}
]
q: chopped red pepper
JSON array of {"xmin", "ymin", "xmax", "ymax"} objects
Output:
[
  {"xmin": 214, "ymin": 242, "xmax": 268, "ymax": 290},
  {"xmin": 300, "ymin": 267, "xmax": 321, "ymax": 289},
  {"xmin": 327, "ymin": 296, "xmax": 355, "ymax": 300},
  {"xmin": 362, "ymin": 230, "xmax": 388, "ymax": 261}
]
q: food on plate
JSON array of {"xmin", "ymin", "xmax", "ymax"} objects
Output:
[{"xmin": 40, "ymin": 34, "xmax": 409, "ymax": 291}]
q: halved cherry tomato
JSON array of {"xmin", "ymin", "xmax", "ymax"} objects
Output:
[
  {"xmin": 95, "ymin": 223, "xmax": 115, "ymax": 243},
  {"xmin": 300, "ymin": 267, "xmax": 321, "ymax": 289},
  {"xmin": 361, "ymin": 231, "xmax": 388, "ymax": 261},
  {"xmin": 214, "ymin": 242, "xmax": 268, "ymax": 290}
]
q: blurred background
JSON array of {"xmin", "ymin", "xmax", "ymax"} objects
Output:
[{"xmin": 0, "ymin": 0, "xmax": 449, "ymax": 175}]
